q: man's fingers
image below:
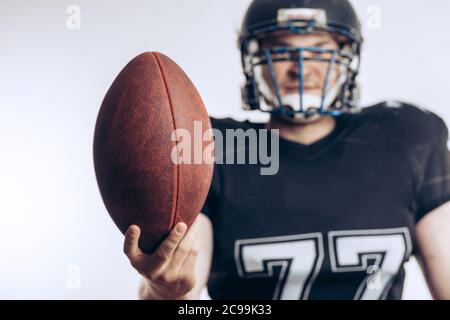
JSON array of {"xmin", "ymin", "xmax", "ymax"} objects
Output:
[
  {"xmin": 124, "ymin": 225, "xmax": 144, "ymax": 262},
  {"xmin": 179, "ymin": 242, "xmax": 199, "ymax": 276},
  {"xmin": 170, "ymin": 219, "xmax": 202, "ymax": 271},
  {"xmin": 177, "ymin": 234, "xmax": 201, "ymax": 293},
  {"xmin": 153, "ymin": 222, "xmax": 187, "ymax": 267}
]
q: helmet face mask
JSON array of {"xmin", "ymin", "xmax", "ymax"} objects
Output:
[{"xmin": 239, "ymin": 0, "xmax": 363, "ymax": 118}]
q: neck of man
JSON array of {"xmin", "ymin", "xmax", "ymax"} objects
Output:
[{"xmin": 266, "ymin": 114, "xmax": 337, "ymax": 146}]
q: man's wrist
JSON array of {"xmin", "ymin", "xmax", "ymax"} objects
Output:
[{"xmin": 139, "ymin": 278, "xmax": 195, "ymax": 300}]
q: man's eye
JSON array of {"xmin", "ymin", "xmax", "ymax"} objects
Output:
[{"xmin": 271, "ymin": 52, "xmax": 290, "ymax": 60}]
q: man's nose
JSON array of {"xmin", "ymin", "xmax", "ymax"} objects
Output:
[{"xmin": 287, "ymin": 59, "xmax": 313, "ymax": 81}]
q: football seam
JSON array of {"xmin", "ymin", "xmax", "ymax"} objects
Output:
[{"xmin": 152, "ymin": 52, "xmax": 180, "ymax": 230}]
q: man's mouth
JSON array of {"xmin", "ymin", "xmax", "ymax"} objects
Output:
[{"xmin": 285, "ymin": 86, "xmax": 319, "ymax": 93}]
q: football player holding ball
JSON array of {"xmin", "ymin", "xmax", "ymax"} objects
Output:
[{"xmin": 123, "ymin": 0, "xmax": 450, "ymax": 300}]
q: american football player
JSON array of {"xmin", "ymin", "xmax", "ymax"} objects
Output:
[{"xmin": 124, "ymin": 0, "xmax": 450, "ymax": 299}]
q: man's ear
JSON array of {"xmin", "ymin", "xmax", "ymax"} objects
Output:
[{"xmin": 257, "ymin": 39, "xmax": 265, "ymax": 50}]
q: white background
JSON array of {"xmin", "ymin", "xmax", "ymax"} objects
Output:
[{"xmin": 1, "ymin": 0, "xmax": 449, "ymax": 299}]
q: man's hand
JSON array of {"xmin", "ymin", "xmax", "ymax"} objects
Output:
[{"xmin": 124, "ymin": 217, "xmax": 202, "ymax": 300}]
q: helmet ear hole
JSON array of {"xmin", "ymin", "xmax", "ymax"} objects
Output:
[
  {"xmin": 351, "ymin": 82, "xmax": 361, "ymax": 108},
  {"xmin": 241, "ymin": 80, "xmax": 260, "ymax": 110}
]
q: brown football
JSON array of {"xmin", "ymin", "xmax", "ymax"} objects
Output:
[{"xmin": 93, "ymin": 52, "xmax": 214, "ymax": 253}]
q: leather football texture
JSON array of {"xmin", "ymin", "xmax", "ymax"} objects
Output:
[{"xmin": 94, "ymin": 52, "xmax": 214, "ymax": 253}]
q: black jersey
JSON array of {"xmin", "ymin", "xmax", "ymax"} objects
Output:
[{"xmin": 201, "ymin": 102, "xmax": 450, "ymax": 300}]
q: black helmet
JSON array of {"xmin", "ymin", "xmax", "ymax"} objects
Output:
[{"xmin": 239, "ymin": 0, "xmax": 363, "ymax": 117}]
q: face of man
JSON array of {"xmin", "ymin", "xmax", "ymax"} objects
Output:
[{"xmin": 260, "ymin": 31, "xmax": 342, "ymax": 124}]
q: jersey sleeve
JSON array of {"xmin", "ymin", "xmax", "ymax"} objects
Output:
[{"xmin": 415, "ymin": 116, "xmax": 450, "ymax": 222}]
